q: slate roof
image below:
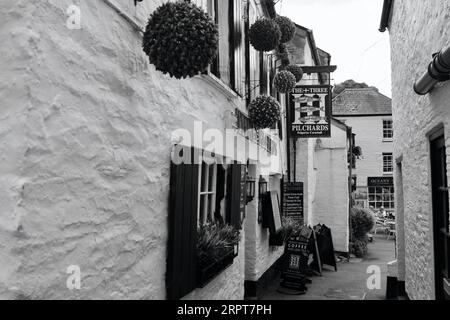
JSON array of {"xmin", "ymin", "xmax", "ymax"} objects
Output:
[{"xmin": 332, "ymin": 88, "xmax": 392, "ymax": 116}]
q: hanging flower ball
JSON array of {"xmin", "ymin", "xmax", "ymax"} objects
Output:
[
  {"xmin": 273, "ymin": 70, "xmax": 296, "ymax": 93},
  {"xmin": 249, "ymin": 95, "xmax": 281, "ymax": 129},
  {"xmin": 142, "ymin": 1, "xmax": 218, "ymax": 79},
  {"xmin": 274, "ymin": 16, "xmax": 296, "ymax": 43},
  {"xmin": 285, "ymin": 65, "xmax": 304, "ymax": 82},
  {"xmin": 249, "ymin": 18, "xmax": 281, "ymax": 52}
]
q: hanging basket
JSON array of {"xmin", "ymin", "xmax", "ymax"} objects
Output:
[
  {"xmin": 249, "ymin": 95, "xmax": 281, "ymax": 129},
  {"xmin": 285, "ymin": 65, "xmax": 304, "ymax": 82},
  {"xmin": 249, "ymin": 18, "xmax": 281, "ymax": 52},
  {"xmin": 274, "ymin": 70, "xmax": 296, "ymax": 93},
  {"xmin": 274, "ymin": 16, "xmax": 296, "ymax": 43},
  {"xmin": 142, "ymin": 1, "xmax": 219, "ymax": 79}
]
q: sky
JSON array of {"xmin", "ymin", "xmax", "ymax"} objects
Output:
[{"xmin": 275, "ymin": 0, "xmax": 392, "ymax": 97}]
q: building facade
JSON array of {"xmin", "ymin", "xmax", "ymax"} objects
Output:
[
  {"xmin": 286, "ymin": 26, "xmax": 351, "ymax": 254},
  {"xmin": 0, "ymin": 0, "xmax": 287, "ymax": 300},
  {"xmin": 333, "ymin": 88, "xmax": 394, "ymax": 214},
  {"xmin": 380, "ymin": 0, "xmax": 450, "ymax": 300}
]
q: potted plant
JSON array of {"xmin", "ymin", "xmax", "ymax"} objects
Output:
[
  {"xmin": 142, "ymin": 1, "xmax": 218, "ymax": 79},
  {"xmin": 197, "ymin": 223, "xmax": 240, "ymax": 288},
  {"xmin": 269, "ymin": 216, "xmax": 301, "ymax": 246},
  {"xmin": 248, "ymin": 95, "xmax": 281, "ymax": 129}
]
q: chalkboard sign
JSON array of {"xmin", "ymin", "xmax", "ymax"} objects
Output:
[
  {"xmin": 281, "ymin": 230, "xmax": 310, "ymax": 290},
  {"xmin": 282, "ymin": 182, "xmax": 304, "ymax": 223}
]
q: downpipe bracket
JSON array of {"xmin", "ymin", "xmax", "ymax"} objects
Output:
[{"xmin": 414, "ymin": 45, "xmax": 450, "ymax": 95}]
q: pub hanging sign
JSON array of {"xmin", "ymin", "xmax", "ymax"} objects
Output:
[{"xmin": 289, "ymin": 85, "xmax": 332, "ymax": 138}]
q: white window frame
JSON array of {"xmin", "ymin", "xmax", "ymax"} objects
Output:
[
  {"xmin": 383, "ymin": 119, "xmax": 393, "ymax": 140},
  {"xmin": 383, "ymin": 153, "xmax": 394, "ymax": 174},
  {"xmin": 198, "ymin": 158, "xmax": 218, "ymax": 226},
  {"xmin": 368, "ymin": 186, "xmax": 395, "ymax": 210}
]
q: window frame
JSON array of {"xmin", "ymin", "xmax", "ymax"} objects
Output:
[
  {"xmin": 368, "ymin": 185, "xmax": 395, "ymax": 210},
  {"xmin": 383, "ymin": 119, "xmax": 394, "ymax": 140},
  {"xmin": 383, "ymin": 152, "xmax": 394, "ymax": 174}
]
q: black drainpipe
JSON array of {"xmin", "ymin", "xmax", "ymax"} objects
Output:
[
  {"xmin": 379, "ymin": 0, "xmax": 393, "ymax": 32},
  {"xmin": 414, "ymin": 45, "xmax": 450, "ymax": 95}
]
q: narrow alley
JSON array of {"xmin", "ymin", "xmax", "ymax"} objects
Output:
[{"xmin": 261, "ymin": 234, "xmax": 395, "ymax": 300}]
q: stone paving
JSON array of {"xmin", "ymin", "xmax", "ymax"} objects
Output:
[{"xmin": 260, "ymin": 234, "xmax": 396, "ymax": 300}]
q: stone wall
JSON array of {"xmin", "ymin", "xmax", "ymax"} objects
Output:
[
  {"xmin": 0, "ymin": 0, "xmax": 248, "ymax": 299},
  {"xmin": 389, "ymin": 0, "xmax": 450, "ymax": 300}
]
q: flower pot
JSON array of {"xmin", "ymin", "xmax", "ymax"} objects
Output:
[{"xmin": 197, "ymin": 248, "xmax": 236, "ymax": 288}]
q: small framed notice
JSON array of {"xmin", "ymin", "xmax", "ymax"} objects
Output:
[{"xmin": 262, "ymin": 191, "xmax": 282, "ymax": 234}]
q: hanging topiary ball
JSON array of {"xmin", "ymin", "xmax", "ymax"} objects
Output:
[
  {"xmin": 285, "ymin": 65, "xmax": 304, "ymax": 82},
  {"xmin": 274, "ymin": 15, "xmax": 296, "ymax": 43},
  {"xmin": 142, "ymin": 1, "xmax": 219, "ymax": 79},
  {"xmin": 249, "ymin": 95, "xmax": 281, "ymax": 129},
  {"xmin": 249, "ymin": 18, "xmax": 281, "ymax": 52},
  {"xmin": 273, "ymin": 70, "xmax": 296, "ymax": 93}
]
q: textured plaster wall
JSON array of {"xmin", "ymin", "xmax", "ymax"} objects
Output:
[
  {"xmin": 0, "ymin": 0, "xmax": 249, "ymax": 299},
  {"xmin": 311, "ymin": 124, "xmax": 349, "ymax": 253},
  {"xmin": 389, "ymin": 0, "xmax": 450, "ymax": 300},
  {"xmin": 334, "ymin": 116, "xmax": 394, "ymax": 189},
  {"xmin": 244, "ymin": 170, "xmax": 283, "ymax": 283}
]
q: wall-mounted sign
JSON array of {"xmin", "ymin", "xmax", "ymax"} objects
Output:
[
  {"xmin": 368, "ymin": 176, "xmax": 394, "ymax": 187},
  {"xmin": 289, "ymin": 85, "xmax": 332, "ymax": 138},
  {"xmin": 282, "ymin": 182, "xmax": 304, "ymax": 224}
]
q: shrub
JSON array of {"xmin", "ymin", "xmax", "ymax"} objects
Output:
[
  {"xmin": 142, "ymin": 1, "xmax": 218, "ymax": 79},
  {"xmin": 350, "ymin": 206, "xmax": 375, "ymax": 240},
  {"xmin": 249, "ymin": 18, "xmax": 281, "ymax": 52},
  {"xmin": 352, "ymin": 239, "xmax": 368, "ymax": 258},
  {"xmin": 248, "ymin": 95, "xmax": 281, "ymax": 129},
  {"xmin": 285, "ymin": 65, "xmax": 304, "ymax": 82},
  {"xmin": 274, "ymin": 70, "xmax": 296, "ymax": 93},
  {"xmin": 274, "ymin": 16, "xmax": 296, "ymax": 43}
]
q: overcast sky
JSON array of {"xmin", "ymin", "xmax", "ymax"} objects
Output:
[{"xmin": 276, "ymin": 0, "xmax": 392, "ymax": 97}]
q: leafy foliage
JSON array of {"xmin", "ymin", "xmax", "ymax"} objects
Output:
[
  {"xmin": 352, "ymin": 239, "xmax": 368, "ymax": 258},
  {"xmin": 333, "ymin": 79, "xmax": 379, "ymax": 96},
  {"xmin": 350, "ymin": 207, "xmax": 375, "ymax": 240},
  {"xmin": 280, "ymin": 216, "xmax": 301, "ymax": 242},
  {"xmin": 274, "ymin": 16, "xmax": 296, "ymax": 43},
  {"xmin": 274, "ymin": 70, "xmax": 296, "ymax": 93},
  {"xmin": 197, "ymin": 223, "xmax": 240, "ymax": 267},
  {"xmin": 249, "ymin": 18, "xmax": 281, "ymax": 52},
  {"xmin": 248, "ymin": 95, "xmax": 281, "ymax": 129},
  {"xmin": 285, "ymin": 65, "xmax": 304, "ymax": 82},
  {"xmin": 142, "ymin": 1, "xmax": 218, "ymax": 79}
]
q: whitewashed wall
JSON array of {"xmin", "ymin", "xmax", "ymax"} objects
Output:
[
  {"xmin": 389, "ymin": 0, "xmax": 450, "ymax": 300},
  {"xmin": 0, "ymin": 0, "xmax": 249, "ymax": 299},
  {"xmin": 311, "ymin": 123, "xmax": 349, "ymax": 252}
]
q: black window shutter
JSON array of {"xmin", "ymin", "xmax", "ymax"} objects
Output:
[
  {"xmin": 227, "ymin": 163, "xmax": 246, "ymax": 229},
  {"xmin": 166, "ymin": 147, "xmax": 199, "ymax": 300}
]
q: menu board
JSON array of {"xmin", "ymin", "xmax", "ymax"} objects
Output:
[{"xmin": 282, "ymin": 182, "xmax": 304, "ymax": 223}]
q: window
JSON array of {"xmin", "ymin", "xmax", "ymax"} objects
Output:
[
  {"xmin": 383, "ymin": 153, "xmax": 393, "ymax": 173},
  {"xmin": 383, "ymin": 120, "xmax": 393, "ymax": 139},
  {"xmin": 368, "ymin": 186, "xmax": 395, "ymax": 209},
  {"xmin": 203, "ymin": 0, "xmax": 246, "ymax": 96},
  {"xmin": 198, "ymin": 161, "xmax": 218, "ymax": 225}
]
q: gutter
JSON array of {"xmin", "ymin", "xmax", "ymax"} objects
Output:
[{"xmin": 379, "ymin": 0, "xmax": 393, "ymax": 32}]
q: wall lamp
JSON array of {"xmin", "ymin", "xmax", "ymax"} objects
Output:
[
  {"xmin": 246, "ymin": 179, "xmax": 256, "ymax": 204},
  {"xmin": 414, "ymin": 45, "xmax": 450, "ymax": 95}
]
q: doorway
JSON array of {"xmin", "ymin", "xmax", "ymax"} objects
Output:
[{"xmin": 430, "ymin": 131, "xmax": 450, "ymax": 300}]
